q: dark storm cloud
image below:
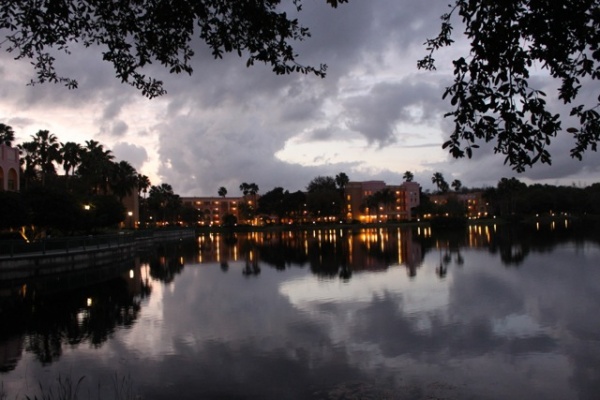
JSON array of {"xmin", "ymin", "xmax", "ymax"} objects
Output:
[{"xmin": 343, "ymin": 79, "xmax": 446, "ymax": 145}]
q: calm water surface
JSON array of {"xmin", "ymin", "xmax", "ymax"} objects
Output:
[{"xmin": 1, "ymin": 224, "xmax": 599, "ymax": 399}]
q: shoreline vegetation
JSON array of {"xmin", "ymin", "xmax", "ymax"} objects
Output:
[{"xmin": 0, "ymin": 373, "xmax": 140, "ymax": 400}]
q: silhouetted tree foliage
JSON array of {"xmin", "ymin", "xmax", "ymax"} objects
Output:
[
  {"xmin": 0, "ymin": 191, "xmax": 29, "ymax": 229},
  {"xmin": 222, "ymin": 213, "xmax": 238, "ymax": 227},
  {"xmin": 305, "ymin": 176, "xmax": 342, "ymax": 219},
  {"xmin": 0, "ymin": 0, "xmax": 348, "ymax": 97},
  {"xmin": 0, "ymin": 123, "xmax": 15, "ymax": 146},
  {"xmin": 258, "ymin": 187, "xmax": 309, "ymax": 223},
  {"xmin": 420, "ymin": 0, "xmax": 600, "ymax": 171},
  {"xmin": 179, "ymin": 203, "xmax": 201, "ymax": 226},
  {"xmin": 147, "ymin": 183, "xmax": 182, "ymax": 224},
  {"xmin": 483, "ymin": 178, "xmax": 600, "ymax": 218},
  {"xmin": 88, "ymin": 194, "xmax": 126, "ymax": 229},
  {"xmin": 23, "ymin": 186, "xmax": 81, "ymax": 234},
  {"xmin": 258, "ymin": 187, "xmax": 286, "ymax": 219}
]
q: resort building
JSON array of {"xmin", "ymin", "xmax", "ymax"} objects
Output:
[
  {"xmin": 0, "ymin": 144, "xmax": 20, "ymax": 192},
  {"xmin": 344, "ymin": 180, "xmax": 421, "ymax": 222},
  {"xmin": 181, "ymin": 196, "xmax": 249, "ymax": 226},
  {"xmin": 429, "ymin": 191, "xmax": 489, "ymax": 219}
]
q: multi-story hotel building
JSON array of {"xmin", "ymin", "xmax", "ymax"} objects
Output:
[
  {"xmin": 344, "ymin": 180, "xmax": 420, "ymax": 222},
  {"xmin": 181, "ymin": 196, "xmax": 248, "ymax": 226},
  {"xmin": 429, "ymin": 191, "xmax": 489, "ymax": 219},
  {"xmin": 182, "ymin": 180, "xmax": 420, "ymax": 226},
  {"xmin": 0, "ymin": 144, "xmax": 20, "ymax": 192}
]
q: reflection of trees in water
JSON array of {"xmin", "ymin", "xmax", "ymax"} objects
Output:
[
  {"xmin": 306, "ymin": 235, "xmax": 348, "ymax": 278},
  {"xmin": 420, "ymin": 221, "xmax": 597, "ymax": 268},
  {"xmin": 244, "ymin": 231, "xmax": 309, "ymax": 270},
  {"xmin": 197, "ymin": 223, "xmax": 599, "ymax": 279},
  {"xmin": 248, "ymin": 229, "xmax": 422, "ymax": 280},
  {"xmin": 242, "ymin": 257, "xmax": 261, "ymax": 277},
  {"xmin": 0, "ymin": 241, "xmax": 197, "ymax": 371},
  {"xmin": 143, "ymin": 241, "xmax": 190, "ymax": 283},
  {"xmin": 3, "ymin": 277, "xmax": 142, "ymax": 367}
]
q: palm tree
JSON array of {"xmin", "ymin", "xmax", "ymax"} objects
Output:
[
  {"xmin": 60, "ymin": 141, "xmax": 83, "ymax": 177},
  {"xmin": 248, "ymin": 183, "xmax": 259, "ymax": 196},
  {"xmin": 18, "ymin": 130, "xmax": 62, "ymax": 186},
  {"xmin": 137, "ymin": 174, "xmax": 151, "ymax": 197},
  {"xmin": 32, "ymin": 130, "xmax": 62, "ymax": 185},
  {"xmin": 148, "ymin": 183, "xmax": 181, "ymax": 224},
  {"xmin": 239, "ymin": 182, "xmax": 259, "ymax": 197},
  {"xmin": 34, "ymin": 130, "xmax": 61, "ymax": 171},
  {"xmin": 239, "ymin": 182, "xmax": 259, "ymax": 223},
  {"xmin": 110, "ymin": 160, "xmax": 138, "ymax": 201},
  {"xmin": 79, "ymin": 140, "xmax": 115, "ymax": 194},
  {"xmin": 218, "ymin": 186, "xmax": 227, "ymax": 198},
  {"xmin": 403, "ymin": 171, "xmax": 414, "ymax": 182},
  {"xmin": 335, "ymin": 172, "xmax": 349, "ymax": 190},
  {"xmin": 451, "ymin": 179, "xmax": 463, "ymax": 192},
  {"xmin": 0, "ymin": 123, "xmax": 15, "ymax": 146},
  {"xmin": 432, "ymin": 172, "xmax": 449, "ymax": 193},
  {"xmin": 17, "ymin": 141, "xmax": 39, "ymax": 188},
  {"xmin": 375, "ymin": 188, "xmax": 396, "ymax": 221}
]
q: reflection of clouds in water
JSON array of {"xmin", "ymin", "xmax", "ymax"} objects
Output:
[
  {"xmin": 492, "ymin": 313, "xmax": 546, "ymax": 337},
  {"xmin": 279, "ymin": 264, "xmax": 450, "ymax": 314},
  {"xmin": 279, "ymin": 245, "xmax": 595, "ymax": 399},
  {"xmin": 4, "ymin": 238, "xmax": 597, "ymax": 400},
  {"xmin": 279, "ymin": 264, "xmax": 452, "ymax": 352},
  {"xmin": 117, "ymin": 283, "xmax": 174, "ymax": 359}
]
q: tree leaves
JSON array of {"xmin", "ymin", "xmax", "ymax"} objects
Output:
[
  {"xmin": 0, "ymin": 0, "xmax": 345, "ymax": 97},
  {"xmin": 419, "ymin": 0, "xmax": 600, "ymax": 171}
]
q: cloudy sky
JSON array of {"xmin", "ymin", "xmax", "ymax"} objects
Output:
[{"xmin": 1, "ymin": 0, "xmax": 598, "ymax": 196}]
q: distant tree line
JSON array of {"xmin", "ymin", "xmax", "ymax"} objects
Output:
[
  {"xmin": 255, "ymin": 173, "xmax": 349, "ymax": 224},
  {"xmin": 419, "ymin": 173, "xmax": 600, "ymax": 220},
  {"xmin": 484, "ymin": 178, "xmax": 600, "ymax": 218}
]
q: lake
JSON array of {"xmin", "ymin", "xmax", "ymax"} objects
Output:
[{"xmin": 1, "ymin": 223, "xmax": 599, "ymax": 399}]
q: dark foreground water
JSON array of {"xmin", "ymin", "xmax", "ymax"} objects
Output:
[{"xmin": 1, "ymin": 223, "xmax": 599, "ymax": 399}]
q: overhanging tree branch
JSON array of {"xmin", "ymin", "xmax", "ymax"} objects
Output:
[
  {"xmin": 419, "ymin": 0, "xmax": 600, "ymax": 171},
  {"xmin": 0, "ymin": 0, "xmax": 348, "ymax": 98}
]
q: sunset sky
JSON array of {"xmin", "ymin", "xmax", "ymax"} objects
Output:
[{"xmin": 1, "ymin": 0, "xmax": 598, "ymax": 196}]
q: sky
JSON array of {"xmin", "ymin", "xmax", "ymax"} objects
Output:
[{"xmin": 1, "ymin": 0, "xmax": 599, "ymax": 196}]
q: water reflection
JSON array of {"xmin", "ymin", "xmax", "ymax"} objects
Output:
[
  {"xmin": 191, "ymin": 222, "xmax": 599, "ymax": 277},
  {"xmin": 194, "ymin": 228, "xmax": 425, "ymax": 279},
  {"xmin": 1, "ymin": 224, "xmax": 599, "ymax": 399},
  {"xmin": 0, "ymin": 241, "xmax": 191, "ymax": 373}
]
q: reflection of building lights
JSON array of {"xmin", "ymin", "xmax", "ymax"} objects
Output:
[{"xmin": 129, "ymin": 269, "xmax": 134, "ymax": 279}]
